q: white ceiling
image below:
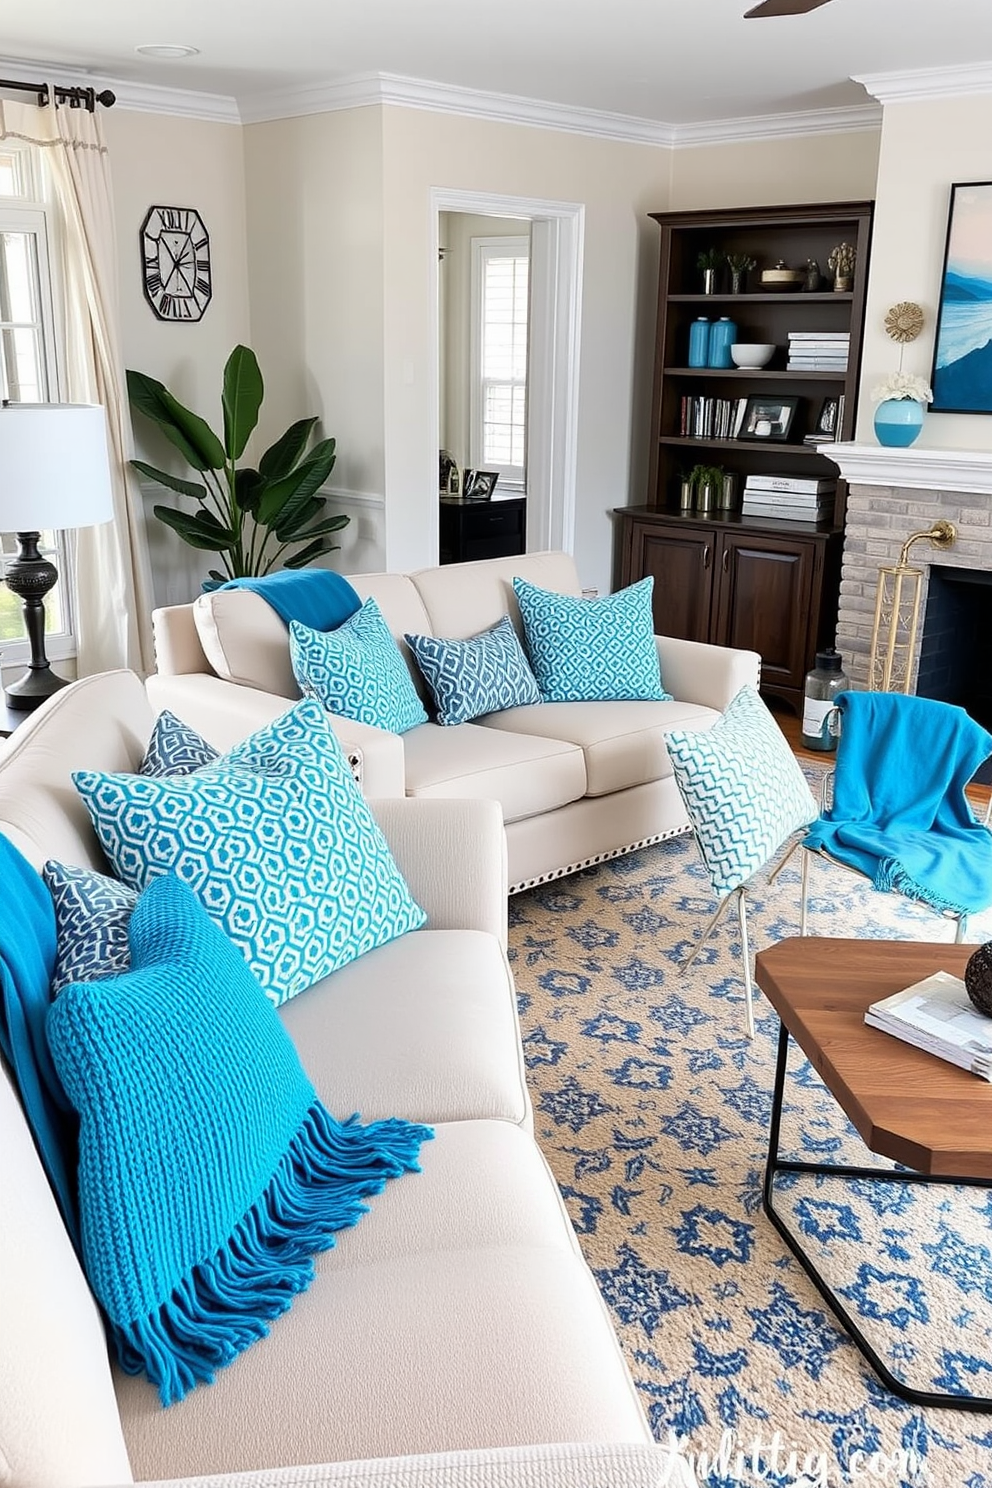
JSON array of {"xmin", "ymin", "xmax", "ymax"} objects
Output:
[{"xmin": 4, "ymin": 0, "xmax": 992, "ymax": 126}]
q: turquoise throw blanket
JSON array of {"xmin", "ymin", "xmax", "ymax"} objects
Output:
[
  {"xmin": 804, "ymin": 691, "xmax": 992, "ymax": 916},
  {"xmin": 0, "ymin": 833, "xmax": 78, "ymax": 1246},
  {"xmin": 220, "ymin": 569, "xmax": 361, "ymax": 631},
  {"xmin": 47, "ymin": 874, "xmax": 431, "ymax": 1405}
]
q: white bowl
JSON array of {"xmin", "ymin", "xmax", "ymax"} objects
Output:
[{"xmin": 730, "ymin": 343, "xmax": 775, "ymax": 369}]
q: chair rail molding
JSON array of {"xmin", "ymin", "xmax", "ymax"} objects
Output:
[{"xmin": 827, "ymin": 442, "xmax": 992, "ymax": 496}]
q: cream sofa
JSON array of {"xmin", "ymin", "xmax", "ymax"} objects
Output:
[
  {"xmin": 0, "ymin": 670, "xmax": 691, "ymax": 1488},
  {"xmin": 149, "ymin": 551, "xmax": 760, "ymax": 893}
]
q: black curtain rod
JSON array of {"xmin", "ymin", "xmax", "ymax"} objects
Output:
[{"xmin": 0, "ymin": 77, "xmax": 115, "ymax": 111}]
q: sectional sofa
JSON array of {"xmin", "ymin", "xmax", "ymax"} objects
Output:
[
  {"xmin": 149, "ymin": 550, "xmax": 760, "ymax": 892},
  {"xmin": 0, "ymin": 668, "xmax": 692, "ymax": 1488}
]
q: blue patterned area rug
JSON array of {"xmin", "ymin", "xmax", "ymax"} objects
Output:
[{"xmin": 509, "ymin": 819, "xmax": 992, "ymax": 1488}]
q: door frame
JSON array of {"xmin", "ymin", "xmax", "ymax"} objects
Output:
[{"xmin": 429, "ymin": 187, "xmax": 584, "ymax": 557}]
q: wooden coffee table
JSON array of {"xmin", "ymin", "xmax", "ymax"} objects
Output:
[{"xmin": 755, "ymin": 937, "xmax": 992, "ymax": 1412}]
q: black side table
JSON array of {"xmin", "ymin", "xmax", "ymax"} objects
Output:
[{"xmin": 439, "ymin": 494, "xmax": 527, "ymax": 565}]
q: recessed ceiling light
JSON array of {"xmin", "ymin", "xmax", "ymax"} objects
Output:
[{"xmin": 135, "ymin": 44, "xmax": 200, "ymax": 59}]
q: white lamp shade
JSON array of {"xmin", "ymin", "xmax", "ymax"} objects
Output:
[{"xmin": 0, "ymin": 403, "xmax": 114, "ymax": 531}]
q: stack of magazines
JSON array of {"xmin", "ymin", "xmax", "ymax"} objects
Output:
[{"xmin": 865, "ymin": 970, "xmax": 992, "ymax": 1081}]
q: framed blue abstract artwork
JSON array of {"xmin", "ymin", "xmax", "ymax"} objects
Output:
[{"xmin": 931, "ymin": 181, "xmax": 992, "ymax": 413}]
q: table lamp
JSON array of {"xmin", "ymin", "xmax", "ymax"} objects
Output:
[{"xmin": 0, "ymin": 403, "xmax": 114, "ymax": 711}]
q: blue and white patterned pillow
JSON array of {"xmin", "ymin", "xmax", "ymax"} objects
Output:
[
  {"xmin": 512, "ymin": 576, "xmax": 671, "ymax": 704},
  {"xmin": 72, "ymin": 700, "xmax": 427, "ymax": 1007},
  {"xmin": 139, "ymin": 710, "xmax": 219, "ymax": 778},
  {"xmin": 43, "ymin": 862, "xmax": 138, "ymax": 996},
  {"xmin": 289, "ymin": 599, "xmax": 428, "ymax": 734},
  {"xmin": 665, "ymin": 685, "xmax": 817, "ymax": 899},
  {"xmin": 404, "ymin": 615, "xmax": 540, "ymax": 726}
]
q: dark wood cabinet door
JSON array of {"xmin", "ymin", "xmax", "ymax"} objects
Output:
[
  {"xmin": 715, "ymin": 533, "xmax": 815, "ymax": 692},
  {"xmin": 628, "ymin": 521, "xmax": 715, "ymax": 644}
]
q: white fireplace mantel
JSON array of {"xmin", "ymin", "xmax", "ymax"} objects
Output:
[{"xmin": 827, "ymin": 442, "xmax": 992, "ymax": 496}]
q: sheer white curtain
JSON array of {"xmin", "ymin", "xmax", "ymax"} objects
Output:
[{"xmin": 0, "ymin": 96, "xmax": 154, "ymax": 676}]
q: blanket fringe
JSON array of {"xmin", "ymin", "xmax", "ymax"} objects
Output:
[
  {"xmin": 114, "ymin": 1103, "xmax": 432, "ymax": 1405},
  {"xmin": 875, "ymin": 858, "xmax": 968, "ymax": 918}
]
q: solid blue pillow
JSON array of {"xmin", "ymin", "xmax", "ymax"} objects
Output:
[
  {"xmin": 512, "ymin": 576, "xmax": 671, "ymax": 704},
  {"xmin": 404, "ymin": 615, "xmax": 540, "ymax": 726},
  {"xmin": 47, "ymin": 873, "xmax": 431, "ymax": 1405},
  {"xmin": 72, "ymin": 700, "xmax": 427, "ymax": 1008},
  {"xmin": 43, "ymin": 862, "xmax": 137, "ymax": 995},
  {"xmin": 289, "ymin": 599, "xmax": 428, "ymax": 734},
  {"xmin": 139, "ymin": 710, "xmax": 218, "ymax": 778}
]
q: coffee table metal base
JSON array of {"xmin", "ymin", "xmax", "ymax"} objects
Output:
[{"xmin": 763, "ymin": 1021, "xmax": 992, "ymax": 1413}]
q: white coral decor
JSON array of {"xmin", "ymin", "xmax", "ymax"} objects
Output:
[{"xmin": 871, "ymin": 371, "xmax": 933, "ymax": 403}]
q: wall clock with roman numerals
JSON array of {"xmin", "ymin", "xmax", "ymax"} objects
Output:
[{"xmin": 140, "ymin": 205, "xmax": 212, "ymax": 322}]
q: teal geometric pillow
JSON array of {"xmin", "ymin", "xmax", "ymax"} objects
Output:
[
  {"xmin": 43, "ymin": 862, "xmax": 137, "ymax": 995},
  {"xmin": 47, "ymin": 873, "xmax": 430, "ymax": 1405},
  {"xmin": 512, "ymin": 575, "xmax": 671, "ymax": 704},
  {"xmin": 404, "ymin": 615, "xmax": 540, "ymax": 726},
  {"xmin": 139, "ymin": 710, "xmax": 218, "ymax": 778},
  {"xmin": 665, "ymin": 684, "xmax": 817, "ymax": 899},
  {"xmin": 289, "ymin": 599, "xmax": 428, "ymax": 734},
  {"xmin": 72, "ymin": 700, "xmax": 426, "ymax": 1007}
]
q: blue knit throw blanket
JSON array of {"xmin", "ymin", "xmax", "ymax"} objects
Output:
[
  {"xmin": 804, "ymin": 691, "xmax": 992, "ymax": 916},
  {"xmin": 0, "ymin": 833, "xmax": 78, "ymax": 1246},
  {"xmin": 220, "ymin": 569, "xmax": 361, "ymax": 631},
  {"xmin": 46, "ymin": 874, "xmax": 431, "ymax": 1405}
]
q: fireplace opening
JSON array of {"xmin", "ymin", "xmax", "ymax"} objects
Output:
[{"xmin": 917, "ymin": 565, "xmax": 992, "ymax": 786}]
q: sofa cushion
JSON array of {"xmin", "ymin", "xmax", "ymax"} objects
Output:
[
  {"xmin": 44, "ymin": 861, "xmax": 137, "ymax": 995},
  {"xmin": 404, "ymin": 616, "xmax": 540, "ymax": 726},
  {"xmin": 280, "ymin": 928, "xmax": 528, "ymax": 1127},
  {"xmin": 482, "ymin": 699, "xmax": 719, "ymax": 796},
  {"xmin": 73, "ymin": 700, "xmax": 426, "ymax": 1008},
  {"xmin": 402, "ymin": 722, "xmax": 586, "ymax": 825},
  {"xmin": 290, "ymin": 601, "xmax": 428, "ymax": 734},
  {"xmin": 193, "ymin": 589, "xmax": 301, "ymax": 699},
  {"xmin": 513, "ymin": 576, "xmax": 670, "ymax": 704},
  {"xmin": 115, "ymin": 1120, "xmax": 649, "ymax": 1476},
  {"xmin": 410, "ymin": 550, "xmax": 583, "ymax": 641}
]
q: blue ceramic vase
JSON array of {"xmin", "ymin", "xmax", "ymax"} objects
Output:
[
  {"xmin": 707, "ymin": 317, "xmax": 738, "ymax": 369},
  {"xmin": 688, "ymin": 318, "xmax": 710, "ymax": 368},
  {"xmin": 873, "ymin": 397, "xmax": 924, "ymax": 448}
]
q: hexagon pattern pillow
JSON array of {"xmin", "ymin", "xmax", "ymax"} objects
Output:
[
  {"xmin": 405, "ymin": 615, "xmax": 540, "ymax": 725},
  {"xmin": 72, "ymin": 700, "xmax": 426, "ymax": 1007},
  {"xmin": 289, "ymin": 598, "xmax": 428, "ymax": 734}
]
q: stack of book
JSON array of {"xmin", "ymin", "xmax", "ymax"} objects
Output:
[
  {"xmin": 679, "ymin": 395, "xmax": 748, "ymax": 440},
  {"xmin": 865, "ymin": 971, "xmax": 992, "ymax": 1081},
  {"xmin": 741, "ymin": 474, "xmax": 836, "ymax": 523},
  {"xmin": 787, "ymin": 331, "xmax": 850, "ymax": 372}
]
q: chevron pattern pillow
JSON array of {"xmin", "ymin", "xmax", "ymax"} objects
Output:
[
  {"xmin": 72, "ymin": 700, "xmax": 426, "ymax": 1007},
  {"xmin": 404, "ymin": 615, "xmax": 540, "ymax": 726},
  {"xmin": 512, "ymin": 575, "xmax": 671, "ymax": 704},
  {"xmin": 43, "ymin": 862, "xmax": 138, "ymax": 995},
  {"xmin": 289, "ymin": 599, "xmax": 428, "ymax": 734},
  {"xmin": 665, "ymin": 685, "xmax": 817, "ymax": 899},
  {"xmin": 139, "ymin": 710, "xmax": 219, "ymax": 778}
]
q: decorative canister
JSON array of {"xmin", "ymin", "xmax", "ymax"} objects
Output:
[
  {"xmin": 873, "ymin": 397, "xmax": 925, "ymax": 448},
  {"xmin": 688, "ymin": 317, "xmax": 710, "ymax": 368},
  {"xmin": 678, "ymin": 478, "xmax": 694, "ymax": 510},
  {"xmin": 717, "ymin": 471, "xmax": 738, "ymax": 510},
  {"xmin": 707, "ymin": 316, "xmax": 738, "ymax": 369},
  {"xmin": 800, "ymin": 648, "xmax": 848, "ymax": 751}
]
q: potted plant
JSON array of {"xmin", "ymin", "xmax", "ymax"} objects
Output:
[
  {"xmin": 725, "ymin": 252, "xmax": 756, "ymax": 295},
  {"xmin": 127, "ymin": 346, "xmax": 348, "ymax": 583},
  {"xmin": 696, "ymin": 247, "xmax": 724, "ymax": 295},
  {"xmin": 689, "ymin": 463, "xmax": 724, "ymax": 513},
  {"xmin": 870, "ymin": 372, "xmax": 932, "ymax": 448}
]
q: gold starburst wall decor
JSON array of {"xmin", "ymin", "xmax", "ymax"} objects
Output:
[{"xmin": 884, "ymin": 301, "xmax": 925, "ymax": 343}]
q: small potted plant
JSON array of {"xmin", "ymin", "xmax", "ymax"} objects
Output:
[
  {"xmin": 725, "ymin": 252, "xmax": 757, "ymax": 295},
  {"xmin": 689, "ymin": 463, "xmax": 724, "ymax": 513},
  {"xmin": 696, "ymin": 247, "xmax": 724, "ymax": 295},
  {"xmin": 870, "ymin": 371, "xmax": 933, "ymax": 448}
]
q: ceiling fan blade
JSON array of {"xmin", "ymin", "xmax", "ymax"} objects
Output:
[{"xmin": 745, "ymin": 0, "xmax": 832, "ymax": 16}]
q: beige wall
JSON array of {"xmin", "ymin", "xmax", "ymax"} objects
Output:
[
  {"xmin": 857, "ymin": 95, "xmax": 992, "ymax": 446},
  {"xmin": 669, "ymin": 128, "xmax": 881, "ymax": 212}
]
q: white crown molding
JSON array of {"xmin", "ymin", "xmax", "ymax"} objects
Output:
[
  {"xmin": 827, "ymin": 441, "xmax": 992, "ymax": 496},
  {"xmin": 855, "ymin": 61, "xmax": 992, "ymax": 106},
  {"xmin": 0, "ymin": 54, "xmax": 239, "ymax": 123},
  {"xmin": 675, "ymin": 102, "xmax": 880, "ymax": 147}
]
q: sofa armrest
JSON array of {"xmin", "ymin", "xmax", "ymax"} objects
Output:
[
  {"xmin": 128, "ymin": 1440, "xmax": 691, "ymax": 1488},
  {"xmin": 371, "ymin": 797, "xmax": 507, "ymax": 947},
  {"xmin": 656, "ymin": 635, "xmax": 760, "ymax": 713},
  {"xmin": 144, "ymin": 673, "xmax": 406, "ymax": 797}
]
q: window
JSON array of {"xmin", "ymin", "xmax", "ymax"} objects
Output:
[
  {"xmin": 470, "ymin": 236, "xmax": 529, "ymax": 489},
  {"xmin": 0, "ymin": 144, "xmax": 73, "ymax": 663}
]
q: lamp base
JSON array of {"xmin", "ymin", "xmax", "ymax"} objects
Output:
[
  {"xmin": 3, "ymin": 530, "xmax": 67, "ymax": 712},
  {"xmin": 4, "ymin": 664, "xmax": 68, "ymax": 712}
]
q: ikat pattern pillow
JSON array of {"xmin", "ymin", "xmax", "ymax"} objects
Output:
[
  {"xmin": 665, "ymin": 684, "xmax": 817, "ymax": 899},
  {"xmin": 139, "ymin": 710, "xmax": 219, "ymax": 778},
  {"xmin": 512, "ymin": 575, "xmax": 671, "ymax": 704},
  {"xmin": 404, "ymin": 615, "xmax": 540, "ymax": 726},
  {"xmin": 289, "ymin": 600, "xmax": 428, "ymax": 735},
  {"xmin": 72, "ymin": 700, "xmax": 426, "ymax": 1007},
  {"xmin": 43, "ymin": 861, "xmax": 138, "ymax": 996}
]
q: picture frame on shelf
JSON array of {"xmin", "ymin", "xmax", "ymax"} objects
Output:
[
  {"xmin": 737, "ymin": 394, "xmax": 800, "ymax": 444},
  {"xmin": 461, "ymin": 469, "xmax": 499, "ymax": 501},
  {"xmin": 930, "ymin": 180, "xmax": 992, "ymax": 413},
  {"xmin": 814, "ymin": 396, "xmax": 839, "ymax": 437}
]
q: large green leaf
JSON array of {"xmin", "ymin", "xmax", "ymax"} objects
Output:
[
  {"xmin": 130, "ymin": 459, "xmax": 208, "ymax": 503},
  {"xmin": 127, "ymin": 369, "xmax": 225, "ymax": 471},
  {"xmin": 288, "ymin": 513, "xmax": 350, "ymax": 542},
  {"xmin": 258, "ymin": 418, "xmax": 318, "ymax": 481},
  {"xmin": 222, "ymin": 346, "xmax": 263, "ymax": 461},
  {"xmin": 153, "ymin": 505, "xmax": 238, "ymax": 552},
  {"xmin": 283, "ymin": 537, "xmax": 338, "ymax": 569},
  {"xmin": 256, "ymin": 438, "xmax": 337, "ymax": 527},
  {"xmin": 234, "ymin": 467, "xmax": 265, "ymax": 515},
  {"xmin": 274, "ymin": 495, "xmax": 323, "ymax": 542}
]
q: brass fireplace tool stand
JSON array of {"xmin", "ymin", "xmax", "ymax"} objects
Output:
[{"xmin": 868, "ymin": 520, "xmax": 957, "ymax": 692}]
